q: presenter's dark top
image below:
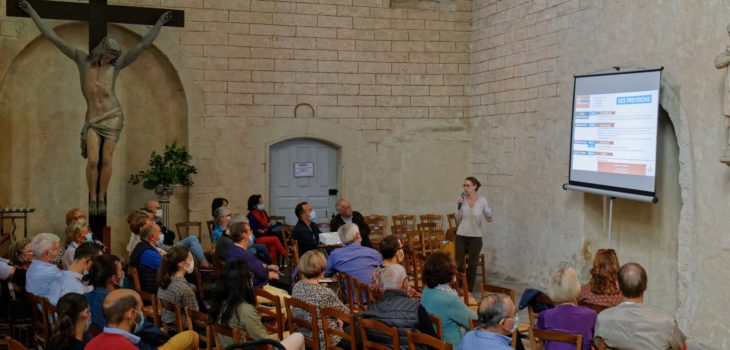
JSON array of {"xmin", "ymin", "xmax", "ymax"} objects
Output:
[
  {"xmin": 293, "ymin": 220, "xmax": 321, "ymax": 255},
  {"xmin": 329, "ymin": 211, "xmax": 372, "ymax": 248}
]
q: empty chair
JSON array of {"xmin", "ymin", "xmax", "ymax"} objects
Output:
[
  {"xmin": 419, "ymin": 214, "xmax": 443, "ymax": 230},
  {"xmin": 364, "ymin": 215, "xmax": 387, "ymax": 249},
  {"xmin": 391, "ymin": 215, "xmax": 416, "ymax": 227}
]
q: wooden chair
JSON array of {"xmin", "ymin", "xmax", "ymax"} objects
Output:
[
  {"xmin": 46, "ymin": 302, "xmax": 58, "ymax": 329},
  {"xmin": 463, "ymin": 254, "xmax": 487, "ymax": 288},
  {"xmin": 446, "ymin": 214, "xmax": 457, "ymax": 229},
  {"xmin": 399, "ymin": 226, "xmax": 423, "ymax": 255},
  {"xmin": 129, "ymin": 266, "xmax": 142, "ymax": 292},
  {"xmin": 360, "ymin": 319, "xmax": 400, "ymax": 350},
  {"xmin": 336, "ymin": 273, "xmax": 356, "ymax": 313},
  {"xmin": 25, "ymin": 294, "xmax": 51, "ymax": 349},
  {"xmin": 185, "ymin": 307, "xmax": 214, "ymax": 350},
  {"xmin": 206, "ymin": 220, "xmax": 214, "ymax": 242},
  {"xmin": 176, "ymin": 221, "xmax": 203, "ymax": 241},
  {"xmin": 138, "ymin": 291, "xmax": 159, "ymax": 323},
  {"xmin": 255, "ymin": 288, "xmax": 285, "ymax": 340},
  {"xmin": 417, "ymin": 223, "xmax": 444, "ymax": 255},
  {"xmin": 527, "ymin": 294, "xmax": 555, "ymax": 348},
  {"xmin": 411, "ymin": 252, "xmax": 428, "ymax": 291},
  {"xmin": 594, "ymin": 336, "xmax": 612, "ymax": 350},
  {"xmin": 157, "ymin": 298, "xmax": 185, "ymax": 333},
  {"xmin": 480, "ymin": 284, "xmax": 529, "ymax": 348},
  {"xmin": 391, "ymin": 215, "xmax": 416, "ymax": 227},
  {"xmin": 212, "ymin": 323, "xmax": 242, "ymax": 348},
  {"xmin": 352, "ymin": 277, "xmax": 372, "ymax": 311},
  {"xmin": 451, "ymin": 272, "xmax": 476, "ymax": 306},
  {"xmin": 578, "ymin": 300, "xmax": 609, "ymax": 314},
  {"xmin": 530, "ymin": 329, "xmax": 582, "ymax": 350},
  {"xmin": 469, "ymin": 318, "xmax": 480, "ymax": 329},
  {"xmin": 407, "ymin": 331, "xmax": 452, "ymax": 350},
  {"xmin": 285, "ymin": 297, "xmax": 321, "ymax": 350},
  {"xmin": 364, "ymin": 215, "xmax": 387, "ymax": 249},
  {"xmin": 429, "ymin": 315, "xmax": 443, "ymax": 340},
  {"xmin": 285, "ymin": 238, "xmax": 300, "ymax": 268},
  {"xmin": 419, "ymin": 214, "xmax": 443, "ymax": 230},
  {"xmin": 269, "ymin": 215, "xmax": 287, "ymax": 225},
  {"xmin": 5, "ymin": 336, "xmax": 29, "ymax": 350},
  {"xmin": 320, "ymin": 306, "xmax": 357, "ymax": 350}
]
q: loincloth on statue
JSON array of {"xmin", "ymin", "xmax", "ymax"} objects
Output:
[{"xmin": 80, "ymin": 108, "xmax": 124, "ymax": 158}]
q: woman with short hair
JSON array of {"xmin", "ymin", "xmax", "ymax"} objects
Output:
[
  {"xmin": 536, "ymin": 267, "xmax": 597, "ymax": 350},
  {"xmin": 420, "ymin": 252, "xmax": 476, "ymax": 348}
]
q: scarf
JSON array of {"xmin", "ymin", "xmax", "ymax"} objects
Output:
[{"xmin": 250, "ymin": 210, "xmax": 269, "ymax": 227}]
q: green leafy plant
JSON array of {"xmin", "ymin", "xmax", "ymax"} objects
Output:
[{"xmin": 128, "ymin": 143, "xmax": 197, "ymax": 190}]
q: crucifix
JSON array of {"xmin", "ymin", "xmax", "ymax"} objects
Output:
[{"xmin": 6, "ymin": 0, "xmax": 184, "ymax": 241}]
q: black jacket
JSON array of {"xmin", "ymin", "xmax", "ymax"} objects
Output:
[
  {"xmin": 292, "ymin": 220, "xmax": 321, "ymax": 255},
  {"xmin": 362, "ymin": 290, "xmax": 436, "ymax": 350},
  {"xmin": 330, "ymin": 211, "xmax": 372, "ymax": 247},
  {"xmin": 129, "ymin": 241, "xmax": 159, "ymax": 294}
]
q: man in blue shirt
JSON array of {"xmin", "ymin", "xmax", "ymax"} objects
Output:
[
  {"xmin": 49, "ymin": 241, "xmax": 100, "ymax": 305},
  {"xmin": 460, "ymin": 293, "xmax": 518, "ymax": 350},
  {"xmin": 26, "ymin": 233, "xmax": 63, "ymax": 299},
  {"xmin": 129, "ymin": 223, "xmax": 163, "ymax": 293},
  {"xmin": 325, "ymin": 223, "xmax": 382, "ymax": 284}
]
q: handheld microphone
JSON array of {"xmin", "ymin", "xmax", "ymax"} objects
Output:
[{"xmin": 458, "ymin": 192, "xmax": 465, "ymax": 210}]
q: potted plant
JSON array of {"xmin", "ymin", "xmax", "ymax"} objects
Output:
[{"xmin": 128, "ymin": 142, "xmax": 197, "ymax": 201}]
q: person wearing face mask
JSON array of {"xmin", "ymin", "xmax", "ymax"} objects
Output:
[
  {"xmin": 61, "ymin": 219, "xmax": 94, "ymax": 269},
  {"xmin": 143, "ymin": 200, "xmax": 177, "ymax": 246},
  {"xmin": 86, "ymin": 289, "xmax": 200, "ymax": 350},
  {"xmin": 292, "ymin": 201, "xmax": 321, "ymax": 256},
  {"xmin": 369, "ymin": 235, "xmax": 419, "ymax": 300},
  {"xmin": 85, "ymin": 254, "xmax": 126, "ymax": 330},
  {"xmin": 157, "ymin": 247, "xmax": 199, "ymax": 328},
  {"xmin": 129, "ymin": 223, "xmax": 166, "ymax": 293},
  {"xmin": 48, "ymin": 293, "xmax": 92, "ymax": 350},
  {"xmin": 26, "ymin": 233, "xmax": 64, "ymax": 300},
  {"xmin": 246, "ymin": 194, "xmax": 287, "ymax": 264},
  {"xmin": 49, "ymin": 242, "xmax": 101, "ymax": 306},
  {"xmin": 460, "ymin": 293, "xmax": 519, "ymax": 350},
  {"xmin": 127, "ymin": 210, "xmax": 211, "ymax": 268}
]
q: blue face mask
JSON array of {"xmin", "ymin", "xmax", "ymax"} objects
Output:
[
  {"xmin": 248, "ymin": 235, "xmax": 255, "ymax": 246},
  {"xmin": 86, "ymin": 232, "xmax": 94, "ymax": 242},
  {"xmin": 309, "ymin": 210, "xmax": 317, "ymax": 221},
  {"xmin": 133, "ymin": 309, "xmax": 144, "ymax": 334}
]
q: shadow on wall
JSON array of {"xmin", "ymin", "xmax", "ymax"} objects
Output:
[
  {"xmin": 583, "ymin": 106, "xmax": 681, "ymax": 316},
  {"xmin": 0, "ymin": 22, "xmax": 188, "ymax": 251}
]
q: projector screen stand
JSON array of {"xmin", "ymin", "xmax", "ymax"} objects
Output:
[{"xmin": 607, "ymin": 196, "xmax": 616, "ymax": 248}]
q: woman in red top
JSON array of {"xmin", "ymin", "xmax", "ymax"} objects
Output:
[
  {"xmin": 578, "ymin": 248, "xmax": 623, "ymax": 307},
  {"xmin": 246, "ymin": 194, "xmax": 286, "ymax": 262}
]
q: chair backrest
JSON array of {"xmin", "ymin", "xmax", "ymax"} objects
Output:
[
  {"xmin": 157, "ymin": 298, "xmax": 185, "ymax": 333},
  {"xmin": 212, "ymin": 323, "xmax": 242, "ymax": 348},
  {"xmin": 577, "ymin": 300, "xmax": 609, "ymax": 314},
  {"xmin": 411, "ymin": 253, "xmax": 428, "ymax": 291},
  {"xmin": 320, "ymin": 306, "xmax": 356, "ymax": 350},
  {"xmin": 5, "ymin": 336, "xmax": 29, "ymax": 350},
  {"xmin": 594, "ymin": 336, "xmax": 612, "ymax": 350},
  {"xmin": 531, "ymin": 329, "xmax": 582, "ymax": 350},
  {"xmin": 138, "ymin": 290, "xmax": 160, "ymax": 326},
  {"xmin": 255, "ymin": 288, "xmax": 285, "ymax": 340},
  {"xmin": 391, "ymin": 215, "xmax": 416, "ymax": 227},
  {"xmin": 285, "ymin": 297, "xmax": 321, "ymax": 350},
  {"xmin": 481, "ymin": 284, "xmax": 517, "ymax": 303},
  {"xmin": 269, "ymin": 215, "xmax": 287, "ymax": 225},
  {"xmin": 469, "ymin": 318, "xmax": 479, "ymax": 329},
  {"xmin": 352, "ymin": 277, "xmax": 372, "ymax": 311},
  {"xmin": 407, "ymin": 331, "xmax": 452, "ymax": 350},
  {"xmin": 176, "ymin": 221, "xmax": 202, "ymax": 241},
  {"xmin": 364, "ymin": 215, "xmax": 387, "ymax": 248},
  {"xmin": 46, "ymin": 302, "xmax": 58, "ymax": 329},
  {"xmin": 128, "ymin": 266, "xmax": 142, "ymax": 292},
  {"xmin": 450, "ymin": 272, "xmax": 470, "ymax": 306},
  {"xmin": 287, "ymin": 238, "xmax": 300, "ymax": 267},
  {"xmin": 400, "ymin": 226, "xmax": 422, "ymax": 254},
  {"xmin": 360, "ymin": 318, "xmax": 400, "ymax": 350},
  {"xmin": 527, "ymin": 294, "xmax": 555, "ymax": 348},
  {"xmin": 446, "ymin": 214, "xmax": 457, "ymax": 229},
  {"xmin": 429, "ymin": 315, "xmax": 443, "ymax": 340},
  {"xmin": 336, "ymin": 273, "xmax": 355, "ymax": 313},
  {"xmin": 419, "ymin": 214, "xmax": 443, "ymax": 229},
  {"xmin": 206, "ymin": 220, "xmax": 214, "ymax": 241},
  {"xmin": 417, "ymin": 224, "xmax": 444, "ymax": 255},
  {"xmin": 185, "ymin": 307, "xmax": 213, "ymax": 350},
  {"xmin": 25, "ymin": 293, "xmax": 51, "ymax": 348}
]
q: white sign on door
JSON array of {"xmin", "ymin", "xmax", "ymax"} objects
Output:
[{"xmin": 294, "ymin": 162, "xmax": 314, "ymax": 177}]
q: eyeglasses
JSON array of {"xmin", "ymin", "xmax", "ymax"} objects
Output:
[{"xmin": 463, "ymin": 184, "xmax": 474, "ymax": 187}]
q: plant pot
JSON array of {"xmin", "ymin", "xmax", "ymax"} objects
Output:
[{"xmin": 154, "ymin": 185, "xmax": 179, "ymax": 202}]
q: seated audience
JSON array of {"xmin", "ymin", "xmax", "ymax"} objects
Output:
[
  {"xmin": 208, "ymin": 260, "xmax": 305, "ymax": 350},
  {"xmin": 65, "ymin": 208, "xmax": 84, "ymax": 226},
  {"xmin": 578, "ymin": 248, "xmax": 622, "ymax": 307},
  {"xmin": 48, "ymin": 293, "xmax": 91, "ymax": 350},
  {"xmin": 211, "ymin": 197, "xmax": 228, "ymax": 218},
  {"xmin": 329, "ymin": 198, "xmax": 372, "ymax": 248},
  {"xmin": 49, "ymin": 242, "xmax": 100, "ymax": 305},
  {"xmin": 292, "ymin": 202, "xmax": 321, "ymax": 255},
  {"xmin": 157, "ymin": 247, "xmax": 199, "ymax": 327},
  {"xmin": 61, "ymin": 219, "xmax": 92, "ymax": 269},
  {"xmin": 213, "ymin": 222, "xmax": 234, "ymax": 264},
  {"xmin": 142, "ymin": 200, "xmax": 176, "ymax": 245},
  {"xmin": 595, "ymin": 263, "xmax": 686, "ymax": 349},
  {"xmin": 86, "ymin": 254, "xmax": 125, "ymax": 329},
  {"xmin": 461, "ymin": 293, "xmax": 518, "ymax": 350},
  {"xmin": 247, "ymin": 194, "xmax": 286, "ymax": 262},
  {"xmin": 211, "ymin": 206, "xmax": 231, "ymax": 244},
  {"xmin": 362, "ymin": 264, "xmax": 436, "ymax": 350},
  {"xmin": 420, "ymin": 252, "xmax": 477, "ymax": 348},
  {"xmin": 130, "ymin": 223, "xmax": 165, "ymax": 293},
  {"xmin": 536, "ymin": 267, "xmax": 596, "ymax": 350},
  {"xmin": 224, "ymin": 214, "xmax": 288, "ymax": 302},
  {"xmin": 291, "ymin": 250, "xmax": 350, "ymax": 349},
  {"xmin": 1, "ymin": 238, "xmax": 31, "ymax": 294},
  {"xmin": 325, "ymin": 223, "xmax": 382, "ymax": 285},
  {"xmin": 126, "ymin": 209, "xmax": 210, "ymax": 268},
  {"xmin": 370, "ymin": 235, "xmax": 418, "ymax": 299},
  {"xmin": 86, "ymin": 289, "xmax": 199, "ymax": 350},
  {"xmin": 26, "ymin": 233, "xmax": 63, "ymax": 299}
]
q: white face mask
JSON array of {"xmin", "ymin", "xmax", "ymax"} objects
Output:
[
  {"xmin": 155, "ymin": 209, "xmax": 163, "ymax": 218},
  {"xmin": 157, "ymin": 233, "xmax": 165, "ymax": 245},
  {"xmin": 256, "ymin": 204, "xmax": 265, "ymax": 211},
  {"xmin": 184, "ymin": 259, "xmax": 194, "ymax": 274}
]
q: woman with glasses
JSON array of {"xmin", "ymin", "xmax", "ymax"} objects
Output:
[{"xmin": 455, "ymin": 176, "xmax": 492, "ymax": 294}]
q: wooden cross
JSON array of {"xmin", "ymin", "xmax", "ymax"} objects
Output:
[{"xmin": 6, "ymin": 0, "xmax": 184, "ymax": 52}]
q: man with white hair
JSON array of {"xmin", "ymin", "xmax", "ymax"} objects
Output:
[
  {"xmin": 461, "ymin": 293, "xmax": 518, "ymax": 350},
  {"xmin": 324, "ymin": 223, "xmax": 382, "ymax": 284},
  {"xmin": 329, "ymin": 198, "xmax": 372, "ymax": 248},
  {"xmin": 26, "ymin": 233, "xmax": 63, "ymax": 299},
  {"xmin": 362, "ymin": 264, "xmax": 436, "ymax": 350}
]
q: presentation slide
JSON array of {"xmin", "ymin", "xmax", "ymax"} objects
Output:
[{"xmin": 569, "ymin": 69, "xmax": 661, "ymax": 196}]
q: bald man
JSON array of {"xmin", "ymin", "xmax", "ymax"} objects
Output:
[
  {"xmin": 143, "ymin": 200, "xmax": 176, "ymax": 245},
  {"xmin": 329, "ymin": 198, "xmax": 371, "ymax": 247}
]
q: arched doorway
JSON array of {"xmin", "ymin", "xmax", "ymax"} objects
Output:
[{"xmin": 269, "ymin": 138, "xmax": 340, "ymax": 226}]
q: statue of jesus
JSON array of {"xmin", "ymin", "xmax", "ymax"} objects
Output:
[{"xmin": 19, "ymin": 0, "xmax": 171, "ymax": 214}]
